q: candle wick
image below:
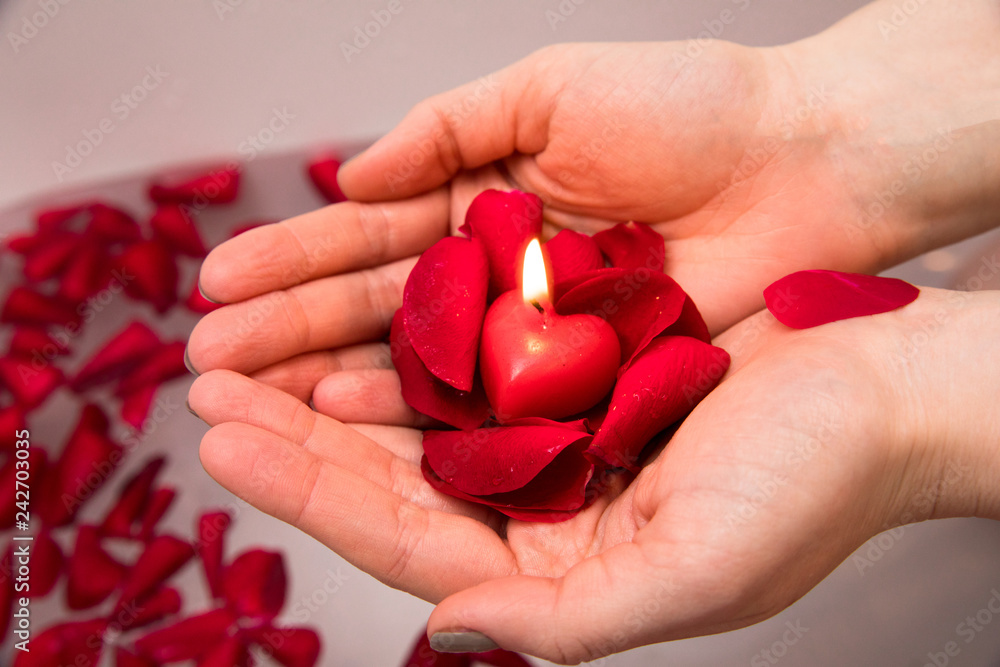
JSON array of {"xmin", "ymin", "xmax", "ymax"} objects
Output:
[{"xmin": 530, "ymin": 300, "xmax": 544, "ymax": 314}]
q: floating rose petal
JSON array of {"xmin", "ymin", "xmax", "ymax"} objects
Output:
[
  {"xmin": 151, "ymin": 205, "xmax": 208, "ymax": 257},
  {"xmin": 0, "ymin": 355, "xmax": 64, "ymax": 409},
  {"xmin": 59, "ymin": 238, "xmax": 112, "ymax": 301},
  {"xmin": 186, "ymin": 279, "xmax": 224, "ymax": 313},
  {"xmin": 116, "ymin": 534, "xmax": 195, "ymax": 613},
  {"xmin": 72, "ymin": 321, "xmax": 162, "ymax": 392},
  {"xmin": 6, "ymin": 230, "xmax": 53, "ymax": 256},
  {"xmin": 121, "ymin": 383, "xmax": 159, "ymax": 430},
  {"xmin": 390, "ymin": 311, "xmax": 489, "ymax": 430},
  {"xmin": 764, "ymin": 269, "xmax": 920, "ymax": 329},
  {"xmin": 115, "ymin": 647, "xmax": 158, "ymax": 667},
  {"xmin": 0, "ymin": 447, "xmax": 46, "ymax": 528},
  {"xmin": 148, "ymin": 166, "xmax": 241, "ymax": 206},
  {"xmin": 307, "ymin": 155, "xmax": 347, "ymax": 203},
  {"xmin": 66, "ymin": 526, "xmax": 128, "ymax": 610},
  {"xmin": 223, "ymin": 549, "xmax": 287, "ymax": 621},
  {"xmin": 198, "ymin": 511, "xmax": 232, "ymax": 599},
  {"xmin": 546, "ymin": 229, "xmax": 605, "ymax": 296},
  {"xmin": 590, "ymin": 336, "xmax": 730, "ymax": 470},
  {"xmin": 137, "ymin": 487, "xmax": 176, "ymax": 541},
  {"xmin": 13, "ymin": 618, "xmax": 107, "ymax": 667},
  {"xmin": 9, "ymin": 327, "xmax": 70, "ymax": 358},
  {"xmin": 122, "ymin": 586, "xmax": 182, "ymax": 632},
  {"xmin": 557, "ymin": 269, "xmax": 709, "ymax": 370},
  {"xmin": 86, "ymin": 202, "xmax": 142, "ymax": 243},
  {"xmin": 592, "ymin": 221, "xmax": 665, "ymax": 273},
  {"xmin": 134, "ymin": 608, "xmax": 237, "ymax": 662},
  {"xmin": 116, "ymin": 240, "xmax": 179, "ymax": 312},
  {"xmin": 460, "ymin": 189, "xmax": 543, "ymax": 300},
  {"xmin": 116, "ymin": 340, "xmax": 188, "ymax": 395},
  {"xmin": 35, "ymin": 202, "xmax": 90, "ymax": 233},
  {"xmin": 22, "ymin": 231, "xmax": 80, "ymax": 281},
  {"xmin": 402, "ymin": 236, "xmax": 489, "ymax": 391},
  {"xmin": 101, "ymin": 456, "xmax": 165, "ymax": 539},
  {"xmin": 1, "ymin": 286, "xmax": 80, "ymax": 328},
  {"xmin": 29, "ymin": 529, "xmax": 64, "ymax": 598},
  {"xmin": 197, "ymin": 636, "xmax": 248, "ymax": 667},
  {"xmin": 244, "ymin": 626, "xmax": 321, "ymax": 667}
]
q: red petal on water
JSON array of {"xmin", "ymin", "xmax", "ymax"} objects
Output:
[
  {"xmin": 460, "ymin": 189, "xmax": 543, "ymax": 300},
  {"xmin": 115, "ymin": 647, "xmax": 158, "ymax": 667},
  {"xmin": 9, "ymin": 327, "xmax": 71, "ymax": 358},
  {"xmin": 590, "ymin": 336, "xmax": 730, "ymax": 470},
  {"xmin": 35, "ymin": 203, "xmax": 90, "ymax": 233},
  {"xmin": 116, "ymin": 340, "xmax": 188, "ymax": 395},
  {"xmin": 401, "ymin": 632, "xmax": 468, "ymax": 667},
  {"xmin": 546, "ymin": 229, "xmax": 604, "ymax": 296},
  {"xmin": 592, "ymin": 221, "xmax": 665, "ymax": 273},
  {"xmin": 556, "ymin": 268, "xmax": 709, "ymax": 370},
  {"xmin": 197, "ymin": 510, "xmax": 232, "ymax": 599},
  {"xmin": 123, "ymin": 586, "xmax": 182, "ymax": 632},
  {"xmin": 148, "ymin": 166, "xmax": 241, "ymax": 205},
  {"xmin": 66, "ymin": 525, "xmax": 128, "ymax": 610},
  {"xmin": 72, "ymin": 321, "xmax": 163, "ymax": 392},
  {"xmin": 223, "ymin": 549, "xmax": 287, "ymax": 621},
  {"xmin": 115, "ymin": 240, "xmax": 179, "ymax": 312},
  {"xmin": 137, "ymin": 487, "xmax": 176, "ymax": 541},
  {"xmin": 196, "ymin": 636, "xmax": 248, "ymax": 667},
  {"xmin": 0, "ymin": 448, "xmax": 46, "ymax": 528},
  {"xmin": 185, "ymin": 279, "xmax": 224, "ymax": 313},
  {"xmin": 151, "ymin": 205, "xmax": 208, "ymax": 257},
  {"xmin": 59, "ymin": 238, "xmax": 112, "ymax": 302},
  {"xmin": 22, "ymin": 231, "xmax": 81, "ymax": 281},
  {"xmin": 307, "ymin": 155, "xmax": 347, "ymax": 203},
  {"xmin": 116, "ymin": 534, "xmax": 195, "ymax": 613},
  {"xmin": 101, "ymin": 456, "xmax": 165, "ymax": 539},
  {"xmin": 0, "ymin": 405, "xmax": 27, "ymax": 454},
  {"xmin": 244, "ymin": 625, "xmax": 322, "ymax": 667},
  {"xmin": 391, "ymin": 310, "xmax": 489, "ymax": 430},
  {"xmin": 29, "ymin": 529, "xmax": 64, "ymax": 598},
  {"xmin": 764, "ymin": 270, "xmax": 920, "ymax": 329},
  {"xmin": 1, "ymin": 286, "xmax": 80, "ymax": 327},
  {"xmin": 423, "ymin": 420, "xmax": 591, "ymax": 496},
  {"xmin": 402, "ymin": 236, "xmax": 489, "ymax": 391},
  {"xmin": 134, "ymin": 608, "xmax": 237, "ymax": 662},
  {"xmin": 0, "ymin": 355, "xmax": 64, "ymax": 409},
  {"xmin": 6, "ymin": 231, "xmax": 53, "ymax": 256},
  {"xmin": 13, "ymin": 618, "xmax": 107, "ymax": 667},
  {"xmin": 86, "ymin": 202, "xmax": 142, "ymax": 243},
  {"xmin": 121, "ymin": 383, "xmax": 159, "ymax": 430}
]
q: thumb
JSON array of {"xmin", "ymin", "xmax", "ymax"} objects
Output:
[{"xmin": 427, "ymin": 546, "xmax": 679, "ymax": 664}]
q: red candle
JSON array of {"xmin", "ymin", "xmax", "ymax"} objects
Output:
[{"xmin": 479, "ymin": 239, "xmax": 621, "ymax": 421}]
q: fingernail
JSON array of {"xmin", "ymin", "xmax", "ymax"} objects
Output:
[
  {"xmin": 197, "ymin": 281, "xmax": 222, "ymax": 305},
  {"xmin": 183, "ymin": 346, "xmax": 198, "ymax": 376},
  {"xmin": 186, "ymin": 399, "xmax": 204, "ymax": 423},
  {"xmin": 429, "ymin": 631, "xmax": 499, "ymax": 653}
]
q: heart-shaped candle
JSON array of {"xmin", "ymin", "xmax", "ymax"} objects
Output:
[{"xmin": 480, "ymin": 239, "xmax": 620, "ymax": 421}]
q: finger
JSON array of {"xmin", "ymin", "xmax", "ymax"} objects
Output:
[
  {"xmin": 198, "ymin": 421, "xmax": 514, "ymax": 602},
  {"xmin": 338, "ymin": 49, "xmax": 555, "ymax": 201},
  {"xmin": 249, "ymin": 343, "xmax": 393, "ymax": 403},
  {"xmin": 199, "ymin": 189, "xmax": 449, "ymax": 303},
  {"xmin": 312, "ymin": 369, "xmax": 433, "ymax": 428},
  {"xmin": 187, "ymin": 257, "xmax": 413, "ymax": 375}
]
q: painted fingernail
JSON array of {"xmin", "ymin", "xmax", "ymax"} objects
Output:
[
  {"xmin": 186, "ymin": 400, "xmax": 204, "ymax": 423},
  {"xmin": 197, "ymin": 280, "xmax": 222, "ymax": 304},
  {"xmin": 183, "ymin": 346, "xmax": 198, "ymax": 376},
  {"xmin": 429, "ymin": 631, "xmax": 499, "ymax": 653}
]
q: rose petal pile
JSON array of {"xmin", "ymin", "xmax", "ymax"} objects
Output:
[{"xmin": 391, "ymin": 190, "xmax": 731, "ymax": 522}]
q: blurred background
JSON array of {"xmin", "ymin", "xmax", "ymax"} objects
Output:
[{"xmin": 2, "ymin": 1, "xmax": 1000, "ymax": 665}]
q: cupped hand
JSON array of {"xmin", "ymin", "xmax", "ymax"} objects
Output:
[{"xmin": 188, "ymin": 287, "xmax": 1000, "ymax": 664}]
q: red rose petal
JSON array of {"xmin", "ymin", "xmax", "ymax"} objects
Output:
[
  {"xmin": 66, "ymin": 525, "xmax": 128, "ymax": 610},
  {"xmin": 35, "ymin": 202, "xmax": 90, "ymax": 233},
  {"xmin": 0, "ymin": 448, "xmax": 46, "ymax": 528},
  {"xmin": 764, "ymin": 269, "xmax": 920, "ymax": 329},
  {"xmin": 134, "ymin": 608, "xmax": 237, "ymax": 662},
  {"xmin": 29, "ymin": 530, "xmax": 64, "ymax": 598},
  {"xmin": 244, "ymin": 625, "xmax": 322, "ymax": 667},
  {"xmin": 197, "ymin": 636, "xmax": 248, "ymax": 667},
  {"xmin": 151, "ymin": 204, "xmax": 208, "ymax": 257},
  {"xmin": 590, "ymin": 336, "xmax": 730, "ymax": 470},
  {"xmin": 121, "ymin": 383, "xmax": 159, "ymax": 430},
  {"xmin": 0, "ymin": 355, "xmax": 63, "ymax": 409},
  {"xmin": 148, "ymin": 166, "xmax": 241, "ymax": 206},
  {"xmin": 137, "ymin": 487, "xmax": 176, "ymax": 541},
  {"xmin": 460, "ymin": 189, "xmax": 543, "ymax": 300},
  {"xmin": 86, "ymin": 202, "xmax": 142, "ymax": 243},
  {"xmin": 402, "ymin": 236, "xmax": 489, "ymax": 391},
  {"xmin": 556, "ymin": 268, "xmax": 709, "ymax": 370},
  {"xmin": 72, "ymin": 321, "xmax": 163, "ymax": 392},
  {"xmin": 13, "ymin": 618, "xmax": 107, "ymax": 667},
  {"xmin": 116, "ymin": 240, "xmax": 180, "ymax": 312},
  {"xmin": 115, "ymin": 647, "xmax": 158, "ymax": 667},
  {"xmin": 223, "ymin": 549, "xmax": 287, "ymax": 621},
  {"xmin": 422, "ymin": 420, "xmax": 591, "ymax": 496},
  {"xmin": 59, "ymin": 238, "xmax": 112, "ymax": 301},
  {"xmin": 116, "ymin": 534, "xmax": 195, "ymax": 613},
  {"xmin": 197, "ymin": 510, "xmax": 232, "ymax": 599},
  {"xmin": 101, "ymin": 456, "xmax": 165, "ymax": 539},
  {"xmin": 391, "ymin": 310, "xmax": 489, "ymax": 430},
  {"xmin": 546, "ymin": 229, "xmax": 604, "ymax": 295},
  {"xmin": 1, "ymin": 286, "xmax": 80, "ymax": 327},
  {"xmin": 185, "ymin": 279, "xmax": 224, "ymax": 313},
  {"xmin": 6, "ymin": 230, "xmax": 53, "ymax": 256},
  {"xmin": 22, "ymin": 231, "xmax": 80, "ymax": 281},
  {"xmin": 9, "ymin": 327, "xmax": 70, "ymax": 358},
  {"xmin": 307, "ymin": 155, "xmax": 347, "ymax": 203},
  {"xmin": 592, "ymin": 221, "xmax": 665, "ymax": 273},
  {"xmin": 115, "ymin": 340, "xmax": 188, "ymax": 395},
  {"xmin": 122, "ymin": 586, "xmax": 182, "ymax": 632},
  {"xmin": 0, "ymin": 405, "xmax": 27, "ymax": 454}
]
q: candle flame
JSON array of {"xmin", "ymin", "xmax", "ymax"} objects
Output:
[{"xmin": 521, "ymin": 238, "xmax": 549, "ymax": 305}]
